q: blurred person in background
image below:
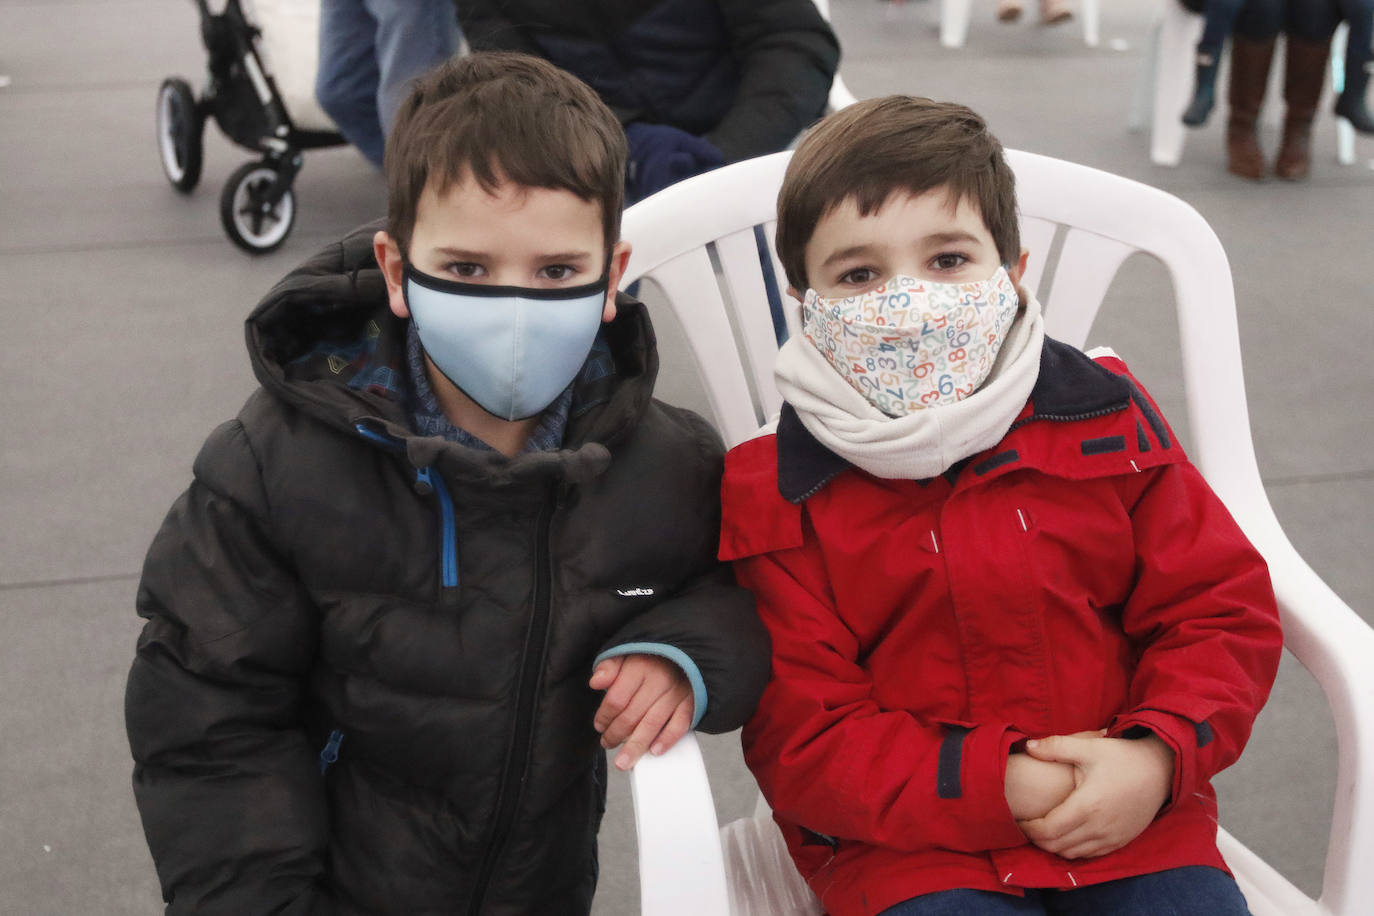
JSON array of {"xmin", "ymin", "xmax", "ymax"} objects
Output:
[
  {"xmin": 1217, "ymin": 0, "xmax": 1371, "ymax": 180},
  {"xmin": 316, "ymin": 0, "xmax": 462, "ymax": 167},
  {"xmin": 995, "ymin": 0, "xmax": 1074, "ymax": 27},
  {"xmin": 1182, "ymin": 0, "xmax": 1373, "ymax": 136},
  {"xmin": 1332, "ymin": 0, "xmax": 1374, "ymax": 131},
  {"xmin": 455, "ymin": 0, "xmax": 839, "ymax": 202}
]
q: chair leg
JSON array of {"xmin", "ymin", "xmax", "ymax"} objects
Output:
[
  {"xmin": 941, "ymin": 0, "xmax": 973, "ymax": 47},
  {"xmin": 1150, "ymin": 4, "xmax": 1203, "ymax": 165},
  {"xmin": 1130, "ymin": 12, "xmax": 1163, "ymax": 133},
  {"xmin": 1081, "ymin": 0, "xmax": 1100, "ymax": 47}
]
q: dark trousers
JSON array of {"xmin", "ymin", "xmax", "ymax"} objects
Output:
[{"xmin": 879, "ymin": 866, "xmax": 1251, "ymax": 916}]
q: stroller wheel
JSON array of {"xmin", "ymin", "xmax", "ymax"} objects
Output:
[
  {"xmin": 156, "ymin": 78, "xmax": 203, "ymax": 193},
  {"xmin": 220, "ymin": 160, "xmax": 297, "ymax": 254}
]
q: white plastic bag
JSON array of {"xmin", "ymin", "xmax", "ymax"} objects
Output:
[
  {"xmin": 242, "ymin": 0, "xmax": 338, "ymax": 132},
  {"xmin": 721, "ymin": 806, "xmax": 825, "ymax": 916}
]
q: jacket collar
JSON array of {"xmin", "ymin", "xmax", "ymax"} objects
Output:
[{"xmin": 777, "ymin": 338, "xmax": 1133, "ymax": 502}]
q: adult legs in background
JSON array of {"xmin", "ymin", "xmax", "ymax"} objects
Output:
[
  {"xmin": 1184, "ymin": 0, "xmax": 1248, "ymax": 125},
  {"xmin": 1227, "ymin": 0, "xmax": 1284, "ymax": 178},
  {"xmin": 996, "ymin": 0, "xmax": 1073, "ymax": 25},
  {"xmin": 1276, "ymin": 0, "xmax": 1339, "ymax": 178},
  {"xmin": 1334, "ymin": 0, "xmax": 1374, "ymax": 130},
  {"xmin": 1047, "ymin": 865, "xmax": 1252, "ymax": 916},
  {"xmin": 317, "ymin": 0, "xmax": 385, "ymax": 166},
  {"xmin": 316, "ymin": 0, "xmax": 460, "ymax": 168},
  {"xmin": 369, "ymin": 0, "xmax": 461, "ymax": 141}
]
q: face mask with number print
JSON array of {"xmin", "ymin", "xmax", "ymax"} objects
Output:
[{"xmin": 801, "ymin": 267, "xmax": 1020, "ymax": 418}]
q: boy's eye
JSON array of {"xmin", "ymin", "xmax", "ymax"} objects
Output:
[
  {"xmin": 931, "ymin": 253, "xmax": 969, "ymax": 271},
  {"xmin": 446, "ymin": 262, "xmax": 485, "ymax": 279},
  {"xmin": 838, "ymin": 267, "xmax": 879, "ymax": 287},
  {"xmin": 538, "ymin": 264, "xmax": 577, "ymax": 281}
]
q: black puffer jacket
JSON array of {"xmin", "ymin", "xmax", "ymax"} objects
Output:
[
  {"xmin": 456, "ymin": 0, "xmax": 840, "ymax": 162},
  {"xmin": 126, "ymin": 225, "xmax": 769, "ymax": 915}
]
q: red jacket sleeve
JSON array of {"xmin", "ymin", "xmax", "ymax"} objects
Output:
[
  {"xmin": 1109, "ymin": 460, "xmax": 1283, "ymax": 809},
  {"xmin": 736, "ymin": 518, "xmax": 1028, "ymax": 854}
]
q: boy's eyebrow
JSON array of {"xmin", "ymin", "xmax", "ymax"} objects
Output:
[
  {"xmin": 818, "ymin": 244, "xmax": 882, "ymax": 269},
  {"xmin": 818, "ymin": 232, "xmax": 986, "ymax": 270},
  {"xmin": 923, "ymin": 231, "xmax": 984, "ymax": 246},
  {"xmin": 434, "ymin": 247, "xmax": 491, "ymax": 261}
]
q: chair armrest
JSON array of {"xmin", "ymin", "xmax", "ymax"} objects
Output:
[
  {"xmin": 1235, "ymin": 501, "xmax": 1374, "ymax": 916},
  {"xmin": 630, "ymin": 732, "xmax": 731, "ymax": 915}
]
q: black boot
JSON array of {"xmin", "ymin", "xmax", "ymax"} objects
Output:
[
  {"xmin": 1335, "ymin": 63, "xmax": 1374, "ymax": 134},
  {"xmin": 1183, "ymin": 49, "xmax": 1222, "ymax": 126}
]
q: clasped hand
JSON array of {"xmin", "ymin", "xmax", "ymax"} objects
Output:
[
  {"xmin": 1005, "ymin": 731, "xmax": 1174, "ymax": 860},
  {"xmin": 589, "ymin": 654, "xmax": 694, "ymax": 771}
]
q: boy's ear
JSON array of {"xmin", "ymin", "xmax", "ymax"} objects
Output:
[
  {"xmin": 374, "ymin": 230, "xmax": 408, "ymax": 319},
  {"xmin": 602, "ymin": 240, "xmax": 633, "ymax": 323},
  {"xmin": 1008, "ymin": 248, "xmax": 1031, "ymax": 304},
  {"xmin": 785, "ymin": 286, "xmax": 804, "ymax": 303},
  {"xmin": 1009, "ymin": 248, "xmax": 1030, "ymax": 288}
]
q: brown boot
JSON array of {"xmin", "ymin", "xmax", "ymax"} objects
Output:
[
  {"xmin": 1275, "ymin": 37, "xmax": 1334, "ymax": 180},
  {"xmin": 1227, "ymin": 36, "xmax": 1276, "ymax": 180}
]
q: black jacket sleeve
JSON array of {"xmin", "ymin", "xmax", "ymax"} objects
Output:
[
  {"xmin": 598, "ymin": 409, "xmax": 770, "ymax": 734},
  {"xmin": 125, "ymin": 420, "xmax": 329, "ymax": 916},
  {"xmin": 707, "ymin": 0, "xmax": 840, "ymax": 161},
  {"xmin": 455, "ymin": 0, "xmax": 543, "ymax": 54}
]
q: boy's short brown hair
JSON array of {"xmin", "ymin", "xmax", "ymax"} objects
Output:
[
  {"xmin": 776, "ymin": 96, "xmax": 1020, "ymax": 291},
  {"xmin": 384, "ymin": 52, "xmax": 627, "ymax": 256}
]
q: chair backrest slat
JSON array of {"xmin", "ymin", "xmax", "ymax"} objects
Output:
[
  {"xmin": 1042, "ymin": 228, "xmax": 1137, "ymax": 350},
  {"xmin": 646, "ymin": 246, "xmax": 762, "ymax": 443},
  {"xmin": 713, "ymin": 227, "xmax": 786, "ymax": 426},
  {"xmin": 1018, "ymin": 215, "xmax": 1058, "ymax": 302}
]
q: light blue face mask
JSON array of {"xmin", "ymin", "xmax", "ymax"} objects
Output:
[{"xmin": 403, "ymin": 266, "xmax": 608, "ymax": 422}]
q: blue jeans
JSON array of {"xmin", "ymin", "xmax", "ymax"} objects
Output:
[
  {"xmin": 879, "ymin": 866, "xmax": 1252, "ymax": 916},
  {"xmin": 316, "ymin": 0, "xmax": 460, "ymax": 167}
]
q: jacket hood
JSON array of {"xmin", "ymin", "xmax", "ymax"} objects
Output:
[{"xmin": 244, "ymin": 220, "xmax": 660, "ymax": 484}]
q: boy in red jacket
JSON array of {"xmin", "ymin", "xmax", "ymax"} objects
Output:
[{"xmin": 721, "ymin": 96, "xmax": 1283, "ymax": 916}]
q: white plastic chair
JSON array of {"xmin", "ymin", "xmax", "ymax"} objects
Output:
[
  {"xmin": 939, "ymin": 0, "xmax": 1101, "ymax": 49},
  {"xmin": 1130, "ymin": 2, "xmax": 1358, "ymax": 167},
  {"xmin": 620, "ymin": 149, "xmax": 1374, "ymax": 915}
]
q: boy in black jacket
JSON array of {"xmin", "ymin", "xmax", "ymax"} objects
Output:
[{"xmin": 126, "ymin": 52, "xmax": 768, "ymax": 916}]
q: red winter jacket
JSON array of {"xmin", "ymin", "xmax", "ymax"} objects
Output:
[{"xmin": 721, "ymin": 341, "xmax": 1282, "ymax": 916}]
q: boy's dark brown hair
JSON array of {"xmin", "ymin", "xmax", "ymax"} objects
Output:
[
  {"xmin": 775, "ymin": 96, "xmax": 1020, "ymax": 291},
  {"xmin": 384, "ymin": 52, "xmax": 627, "ymax": 256}
]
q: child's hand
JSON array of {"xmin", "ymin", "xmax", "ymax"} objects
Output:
[
  {"xmin": 1004, "ymin": 729, "xmax": 1103, "ymax": 820},
  {"xmin": 1016, "ymin": 733, "xmax": 1175, "ymax": 859},
  {"xmin": 589, "ymin": 655, "xmax": 694, "ymax": 771},
  {"xmin": 1005, "ymin": 754, "xmax": 1077, "ymax": 821}
]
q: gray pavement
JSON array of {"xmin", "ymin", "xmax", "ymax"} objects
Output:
[{"xmin": 1, "ymin": 0, "xmax": 1369, "ymax": 913}]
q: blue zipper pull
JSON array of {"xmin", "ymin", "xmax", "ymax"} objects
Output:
[
  {"xmin": 416, "ymin": 466, "xmax": 459, "ymax": 589},
  {"xmin": 319, "ymin": 729, "xmax": 344, "ymax": 775},
  {"xmin": 354, "ymin": 421, "xmax": 404, "ymax": 451}
]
